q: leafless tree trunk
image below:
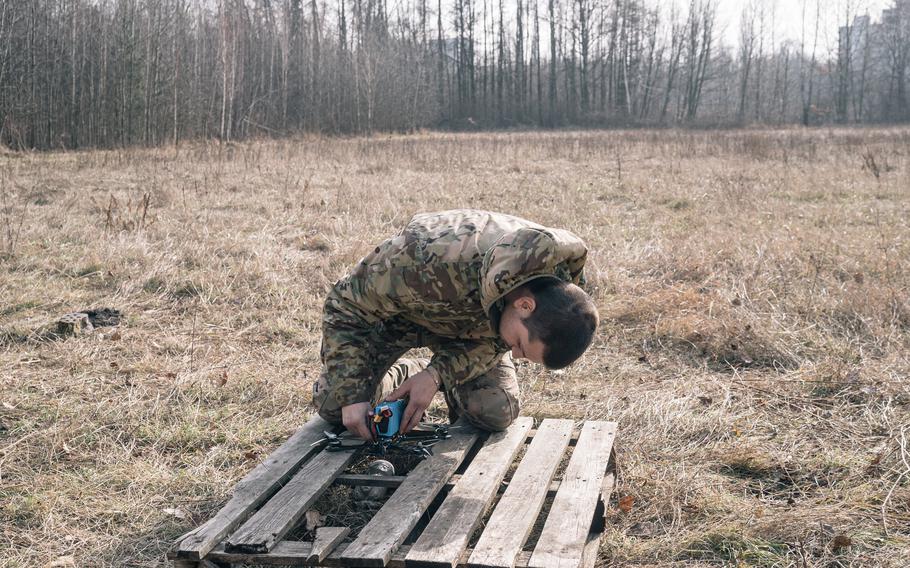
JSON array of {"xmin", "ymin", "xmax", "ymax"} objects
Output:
[
  {"xmin": 753, "ymin": 1, "xmax": 766, "ymax": 121},
  {"xmin": 883, "ymin": 0, "xmax": 909, "ymax": 120},
  {"xmin": 800, "ymin": 0, "xmax": 820, "ymax": 126},
  {"xmin": 547, "ymin": 0, "xmax": 556, "ymax": 125},
  {"xmin": 660, "ymin": 7, "xmax": 684, "ymax": 123},
  {"xmin": 577, "ymin": 0, "xmax": 591, "ymax": 113},
  {"xmin": 738, "ymin": 2, "xmax": 756, "ymax": 123},
  {"xmin": 534, "ymin": 0, "xmax": 542, "ymax": 124},
  {"xmin": 682, "ymin": 0, "xmax": 714, "ymax": 121}
]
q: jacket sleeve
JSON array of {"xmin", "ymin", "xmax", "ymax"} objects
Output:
[
  {"xmin": 426, "ymin": 339, "xmax": 505, "ymax": 390},
  {"xmin": 319, "ymin": 236, "xmax": 416, "ymax": 407}
]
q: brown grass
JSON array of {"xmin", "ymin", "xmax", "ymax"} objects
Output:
[{"xmin": 1, "ymin": 128, "xmax": 909, "ymax": 567}]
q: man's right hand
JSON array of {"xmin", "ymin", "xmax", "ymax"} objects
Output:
[{"xmin": 341, "ymin": 401, "xmax": 375, "ymax": 441}]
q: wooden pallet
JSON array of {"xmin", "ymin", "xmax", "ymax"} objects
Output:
[{"xmin": 170, "ymin": 414, "xmax": 617, "ymax": 568}]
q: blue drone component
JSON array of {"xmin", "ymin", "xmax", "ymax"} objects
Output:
[{"xmin": 372, "ymin": 399, "xmax": 406, "ymax": 438}]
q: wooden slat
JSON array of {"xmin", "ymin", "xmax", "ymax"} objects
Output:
[
  {"xmin": 406, "ymin": 417, "xmax": 535, "ymax": 568},
  {"xmin": 209, "ymin": 541, "xmax": 314, "ymax": 565},
  {"xmin": 466, "ymin": 419, "xmax": 574, "ymax": 568},
  {"xmin": 176, "ymin": 415, "xmax": 336, "ymax": 560},
  {"xmin": 225, "ymin": 449, "xmax": 356, "ymax": 553},
  {"xmin": 308, "ymin": 527, "xmax": 351, "ymax": 564},
  {"xmin": 339, "ymin": 419, "xmax": 480, "ymax": 567},
  {"xmin": 528, "ymin": 421, "xmax": 616, "ymax": 568},
  {"xmin": 206, "ymin": 540, "xmax": 538, "ymax": 567}
]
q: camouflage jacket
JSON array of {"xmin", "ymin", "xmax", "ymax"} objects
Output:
[{"xmin": 321, "ymin": 209, "xmax": 588, "ymax": 406}]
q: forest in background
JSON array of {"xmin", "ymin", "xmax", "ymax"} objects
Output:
[{"xmin": 1, "ymin": 0, "xmax": 909, "ymax": 150}]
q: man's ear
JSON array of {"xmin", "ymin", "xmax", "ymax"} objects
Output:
[{"xmin": 514, "ymin": 295, "xmax": 536, "ymax": 316}]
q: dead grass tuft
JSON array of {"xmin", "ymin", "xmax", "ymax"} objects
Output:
[
  {"xmin": 714, "ymin": 444, "xmax": 778, "ymax": 478},
  {"xmin": 608, "ymin": 286, "xmax": 796, "ymax": 370}
]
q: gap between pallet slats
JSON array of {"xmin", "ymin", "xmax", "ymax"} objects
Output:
[{"xmin": 334, "ymin": 473, "xmax": 565, "ymax": 494}]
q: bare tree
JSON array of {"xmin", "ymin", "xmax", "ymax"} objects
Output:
[
  {"xmin": 577, "ymin": 0, "xmax": 592, "ymax": 113},
  {"xmin": 738, "ymin": 2, "xmax": 756, "ymax": 123},
  {"xmin": 753, "ymin": 0, "xmax": 767, "ymax": 120},
  {"xmin": 682, "ymin": 0, "xmax": 715, "ymax": 121},
  {"xmin": 882, "ymin": 0, "xmax": 910, "ymax": 119},
  {"xmin": 660, "ymin": 5, "xmax": 685, "ymax": 123},
  {"xmin": 636, "ymin": 7, "xmax": 663, "ymax": 120},
  {"xmin": 548, "ymin": 0, "xmax": 557, "ymax": 124},
  {"xmin": 835, "ymin": 0, "xmax": 856, "ymax": 123},
  {"xmin": 799, "ymin": 0, "xmax": 821, "ymax": 126}
]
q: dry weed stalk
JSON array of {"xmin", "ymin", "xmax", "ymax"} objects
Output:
[
  {"xmin": 0, "ymin": 168, "xmax": 27, "ymax": 258},
  {"xmin": 93, "ymin": 191, "xmax": 155, "ymax": 233}
]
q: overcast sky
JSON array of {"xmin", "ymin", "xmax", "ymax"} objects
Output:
[{"xmin": 710, "ymin": 0, "xmax": 894, "ymax": 49}]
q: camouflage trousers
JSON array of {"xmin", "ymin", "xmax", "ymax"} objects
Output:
[{"xmin": 313, "ymin": 323, "xmax": 520, "ymax": 432}]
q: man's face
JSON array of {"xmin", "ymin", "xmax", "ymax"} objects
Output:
[{"xmin": 498, "ymin": 297, "xmax": 547, "ymax": 365}]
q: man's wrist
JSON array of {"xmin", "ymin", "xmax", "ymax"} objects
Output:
[{"xmin": 424, "ymin": 367, "xmax": 443, "ymax": 390}]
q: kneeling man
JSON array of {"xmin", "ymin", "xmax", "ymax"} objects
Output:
[{"xmin": 312, "ymin": 209, "xmax": 599, "ymax": 439}]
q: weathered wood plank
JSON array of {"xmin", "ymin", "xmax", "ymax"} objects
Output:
[
  {"xmin": 208, "ymin": 541, "xmax": 313, "ymax": 565},
  {"xmin": 308, "ymin": 527, "xmax": 351, "ymax": 564},
  {"xmin": 339, "ymin": 419, "xmax": 480, "ymax": 567},
  {"xmin": 176, "ymin": 415, "xmax": 336, "ymax": 560},
  {"xmin": 526, "ymin": 430, "xmax": 578, "ymax": 446},
  {"xmin": 206, "ymin": 542, "xmax": 536, "ymax": 568},
  {"xmin": 225, "ymin": 449, "xmax": 356, "ymax": 553},
  {"xmin": 527, "ymin": 421, "xmax": 616, "ymax": 568},
  {"xmin": 405, "ymin": 417, "xmax": 535, "ymax": 568},
  {"xmin": 466, "ymin": 419, "xmax": 574, "ymax": 568}
]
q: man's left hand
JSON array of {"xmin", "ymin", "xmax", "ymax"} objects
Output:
[{"xmin": 384, "ymin": 369, "xmax": 440, "ymax": 434}]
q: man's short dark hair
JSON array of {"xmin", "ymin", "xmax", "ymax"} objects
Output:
[{"xmin": 520, "ymin": 278, "xmax": 598, "ymax": 369}]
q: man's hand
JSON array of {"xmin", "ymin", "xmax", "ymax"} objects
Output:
[
  {"xmin": 384, "ymin": 369, "xmax": 440, "ymax": 434},
  {"xmin": 341, "ymin": 401, "xmax": 375, "ymax": 441}
]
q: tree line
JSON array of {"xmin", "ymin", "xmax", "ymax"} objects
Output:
[{"xmin": 1, "ymin": 0, "xmax": 908, "ymax": 150}]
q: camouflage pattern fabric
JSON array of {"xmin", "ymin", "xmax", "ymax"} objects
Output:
[
  {"xmin": 313, "ymin": 355, "xmax": 520, "ymax": 432},
  {"xmin": 318, "ymin": 209, "xmax": 588, "ymax": 408}
]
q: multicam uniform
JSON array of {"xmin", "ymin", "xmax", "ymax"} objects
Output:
[{"xmin": 312, "ymin": 209, "xmax": 588, "ymax": 431}]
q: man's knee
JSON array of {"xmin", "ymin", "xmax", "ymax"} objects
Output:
[
  {"xmin": 454, "ymin": 360, "xmax": 521, "ymax": 433},
  {"xmin": 460, "ymin": 384, "xmax": 520, "ymax": 431},
  {"xmin": 312, "ymin": 375, "xmax": 343, "ymax": 425},
  {"xmin": 452, "ymin": 355, "xmax": 520, "ymax": 432}
]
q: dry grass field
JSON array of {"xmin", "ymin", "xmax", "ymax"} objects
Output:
[{"xmin": 1, "ymin": 128, "xmax": 909, "ymax": 567}]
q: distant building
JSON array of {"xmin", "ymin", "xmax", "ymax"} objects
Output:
[{"xmin": 837, "ymin": 0, "xmax": 910, "ymax": 120}]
